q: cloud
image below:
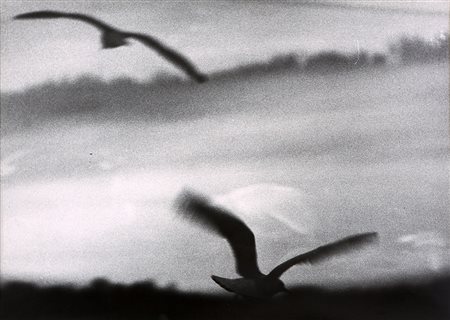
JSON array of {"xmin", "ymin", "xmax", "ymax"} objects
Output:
[
  {"xmin": 398, "ymin": 231, "xmax": 447, "ymax": 248},
  {"xmin": 397, "ymin": 231, "xmax": 449, "ymax": 272},
  {"xmin": 215, "ymin": 183, "xmax": 317, "ymax": 237},
  {"xmin": 0, "ymin": 149, "xmax": 32, "ymax": 177}
]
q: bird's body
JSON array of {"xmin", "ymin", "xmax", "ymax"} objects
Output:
[
  {"xmin": 101, "ymin": 30, "xmax": 129, "ymax": 49},
  {"xmin": 14, "ymin": 10, "xmax": 208, "ymax": 83},
  {"xmin": 175, "ymin": 190, "xmax": 378, "ymax": 299}
]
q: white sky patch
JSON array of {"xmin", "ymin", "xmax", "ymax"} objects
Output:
[
  {"xmin": 215, "ymin": 183, "xmax": 317, "ymax": 237},
  {"xmin": 0, "ymin": 170, "xmax": 180, "ymax": 279},
  {"xmin": 398, "ymin": 231, "xmax": 447, "ymax": 248},
  {"xmin": 0, "ymin": 149, "xmax": 32, "ymax": 177},
  {"xmin": 397, "ymin": 231, "xmax": 450, "ymax": 271},
  {"xmin": 98, "ymin": 161, "xmax": 115, "ymax": 171}
]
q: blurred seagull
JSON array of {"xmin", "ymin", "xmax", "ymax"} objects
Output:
[
  {"xmin": 14, "ymin": 10, "xmax": 208, "ymax": 83},
  {"xmin": 175, "ymin": 190, "xmax": 378, "ymax": 299}
]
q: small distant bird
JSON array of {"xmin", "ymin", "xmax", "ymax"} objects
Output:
[
  {"xmin": 14, "ymin": 10, "xmax": 208, "ymax": 83},
  {"xmin": 175, "ymin": 190, "xmax": 378, "ymax": 299}
]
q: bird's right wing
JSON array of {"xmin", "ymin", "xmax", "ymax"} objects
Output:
[
  {"xmin": 14, "ymin": 10, "xmax": 116, "ymax": 31},
  {"xmin": 124, "ymin": 32, "xmax": 208, "ymax": 83},
  {"xmin": 174, "ymin": 190, "xmax": 263, "ymax": 278},
  {"xmin": 269, "ymin": 232, "xmax": 378, "ymax": 278}
]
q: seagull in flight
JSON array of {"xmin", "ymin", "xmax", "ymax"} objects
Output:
[
  {"xmin": 175, "ymin": 190, "xmax": 378, "ymax": 299},
  {"xmin": 14, "ymin": 10, "xmax": 208, "ymax": 83}
]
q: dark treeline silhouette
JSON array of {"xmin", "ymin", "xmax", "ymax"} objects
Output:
[
  {"xmin": 390, "ymin": 34, "xmax": 449, "ymax": 65},
  {"xmin": 1, "ymin": 273, "xmax": 449, "ymax": 319},
  {"xmin": 1, "ymin": 33, "xmax": 448, "ymax": 133}
]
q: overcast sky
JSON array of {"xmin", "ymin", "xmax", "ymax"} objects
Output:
[
  {"xmin": 1, "ymin": 1, "xmax": 449, "ymax": 291},
  {"xmin": 2, "ymin": 61, "xmax": 448, "ymax": 289},
  {"xmin": 1, "ymin": 1, "xmax": 448, "ymax": 91}
]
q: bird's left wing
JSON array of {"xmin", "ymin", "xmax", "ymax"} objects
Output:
[
  {"xmin": 124, "ymin": 32, "xmax": 208, "ymax": 83},
  {"xmin": 268, "ymin": 232, "xmax": 378, "ymax": 278},
  {"xmin": 14, "ymin": 10, "xmax": 116, "ymax": 31},
  {"xmin": 174, "ymin": 190, "xmax": 263, "ymax": 278}
]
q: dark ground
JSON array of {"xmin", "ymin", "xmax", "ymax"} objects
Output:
[{"xmin": 1, "ymin": 273, "xmax": 449, "ymax": 320}]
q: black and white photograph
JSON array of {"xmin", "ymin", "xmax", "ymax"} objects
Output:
[{"xmin": 1, "ymin": 1, "xmax": 449, "ymax": 319}]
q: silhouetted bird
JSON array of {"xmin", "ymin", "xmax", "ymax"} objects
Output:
[
  {"xmin": 14, "ymin": 10, "xmax": 208, "ymax": 83},
  {"xmin": 175, "ymin": 190, "xmax": 378, "ymax": 299}
]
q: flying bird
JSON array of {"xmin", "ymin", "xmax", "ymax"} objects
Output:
[
  {"xmin": 175, "ymin": 190, "xmax": 379, "ymax": 299},
  {"xmin": 13, "ymin": 10, "xmax": 208, "ymax": 83}
]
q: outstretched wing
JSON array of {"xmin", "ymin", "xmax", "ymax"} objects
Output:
[
  {"xmin": 269, "ymin": 232, "xmax": 378, "ymax": 278},
  {"xmin": 14, "ymin": 10, "xmax": 116, "ymax": 31},
  {"xmin": 174, "ymin": 190, "xmax": 262, "ymax": 278},
  {"xmin": 14, "ymin": 11, "xmax": 207, "ymax": 83},
  {"xmin": 124, "ymin": 32, "xmax": 208, "ymax": 83}
]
